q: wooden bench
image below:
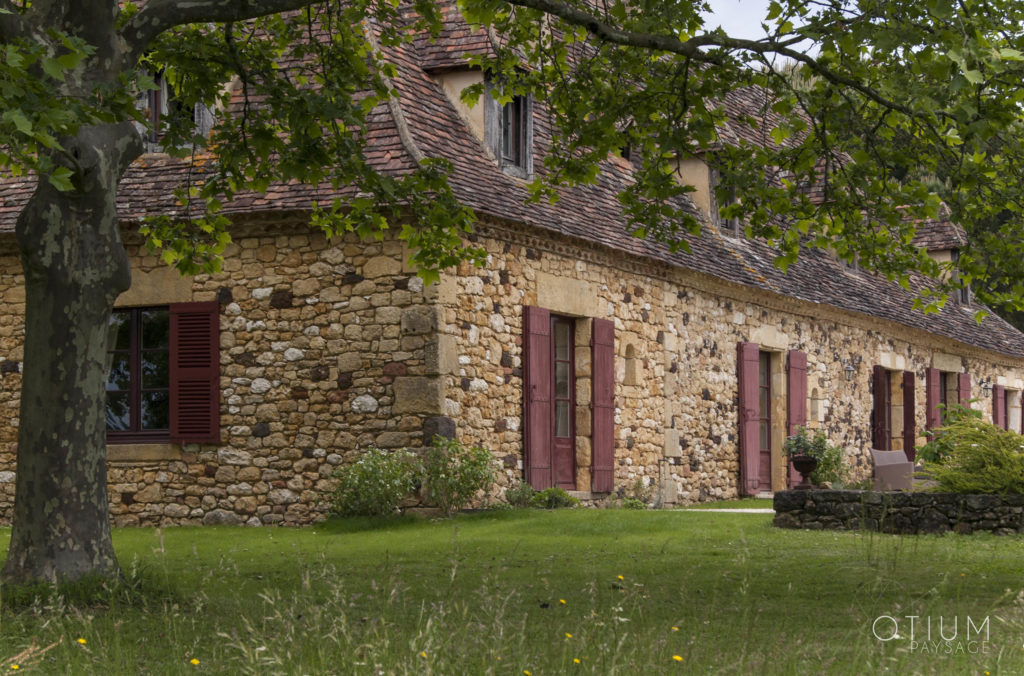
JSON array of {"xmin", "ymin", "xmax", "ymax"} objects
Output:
[{"xmin": 871, "ymin": 449, "xmax": 914, "ymax": 491}]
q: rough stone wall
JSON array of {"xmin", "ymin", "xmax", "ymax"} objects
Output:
[
  {"xmin": 0, "ymin": 222, "xmax": 443, "ymax": 526},
  {"xmin": 774, "ymin": 489, "xmax": 1024, "ymax": 535},
  {"xmin": 439, "ymin": 221, "xmax": 1024, "ymax": 505}
]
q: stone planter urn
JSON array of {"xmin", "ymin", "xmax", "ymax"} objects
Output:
[{"xmin": 790, "ymin": 454, "xmax": 819, "ymax": 490}]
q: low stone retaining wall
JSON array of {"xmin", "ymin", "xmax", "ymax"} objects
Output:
[{"xmin": 773, "ymin": 490, "xmax": 1024, "ymax": 535}]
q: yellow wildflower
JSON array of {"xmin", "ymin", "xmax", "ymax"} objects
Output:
[
  {"xmin": 77, "ymin": 638, "xmax": 87, "ymax": 645},
  {"xmin": 573, "ymin": 658, "xmax": 581, "ymax": 664},
  {"xmin": 617, "ymin": 575, "xmax": 625, "ymax": 580},
  {"xmin": 559, "ymin": 599, "xmax": 567, "ymax": 605},
  {"xmin": 11, "ymin": 666, "xmax": 19, "ymax": 671},
  {"xmin": 565, "ymin": 632, "xmax": 572, "ymax": 639},
  {"xmin": 419, "ymin": 652, "xmax": 427, "ymax": 659},
  {"xmin": 190, "ymin": 659, "xmax": 200, "ymax": 666},
  {"xmin": 673, "ymin": 655, "xmax": 683, "ymax": 662},
  {"xmin": 524, "ymin": 671, "xmax": 532, "ymax": 676},
  {"xmin": 671, "ymin": 626, "xmax": 679, "ymax": 632}
]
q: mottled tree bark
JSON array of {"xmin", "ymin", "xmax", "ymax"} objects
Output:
[{"xmin": 2, "ymin": 122, "xmax": 142, "ymax": 584}]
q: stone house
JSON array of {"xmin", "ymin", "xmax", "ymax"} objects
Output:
[{"xmin": 0, "ymin": 9, "xmax": 1023, "ymax": 525}]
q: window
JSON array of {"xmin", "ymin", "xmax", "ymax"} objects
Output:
[
  {"xmin": 523, "ymin": 307, "xmax": 614, "ymax": 492},
  {"xmin": 712, "ymin": 168, "xmax": 740, "ymax": 236},
  {"xmin": 485, "ymin": 81, "xmax": 533, "ymax": 178},
  {"xmin": 142, "ymin": 71, "xmax": 215, "ymax": 149},
  {"xmin": 107, "ymin": 308, "xmax": 171, "ymax": 440},
  {"xmin": 105, "ymin": 302, "xmax": 221, "ymax": 444},
  {"xmin": 926, "ymin": 367, "xmax": 969, "ymax": 434},
  {"xmin": 950, "ymin": 249, "xmax": 970, "ymax": 305},
  {"xmin": 872, "ymin": 367, "xmax": 915, "ymax": 456}
]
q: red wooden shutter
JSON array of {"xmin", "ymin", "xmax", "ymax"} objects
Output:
[
  {"xmin": 737, "ymin": 342, "xmax": 760, "ymax": 496},
  {"xmin": 170, "ymin": 301, "xmax": 221, "ymax": 444},
  {"xmin": 925, "ymin": 367, "xmax": 941, "ymax": 437},
  {"xmin": 903, "ymin": 371, "xmax": 916, "ymax": 461},
  {"xmin": 591, "ymin": 318, "xmax": 615, "ymax": 493},
  {"xmin": 786, "ymin": 350, "xmax": 807, "ymax": 488},
  {"xmin": 523, "ymin": 306, "xmax": 553, "ymax": 490},
  {"xmin": 871, "ymin": 365, "xmax": 888, "ymax": 450},
  {"xmin": 958, "ymin": 373, "xmax": 971, "ymax": 407},
  {"xmin": 994, "ymin": 384, "xmax": 1006, "ymax": 429}
]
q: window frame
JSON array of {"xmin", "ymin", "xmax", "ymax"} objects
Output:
[
  {"xmin": 106, "ymin": 306, "xmax": 172, "ymax": 444},
  {"xmin": 484, "ymin": 79, "xmax": 533, "ymax": 179}
]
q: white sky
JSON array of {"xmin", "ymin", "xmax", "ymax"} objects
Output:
[{"xmin": 701, "ymin": 0, "xmax": 774, "ymax": 41}]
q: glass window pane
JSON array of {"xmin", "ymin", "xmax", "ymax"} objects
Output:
[
  {"xmin": 142, "ymin": 351, "xmax": 169, "ymax": 389},
  {"xmin": 759, "ymin": 420, "xmax": 770, "ymax": 451},
  {"xmin": 106, "ymin": 392, "xmax": 131, "ymax": 431},
  {"xmin": 142, "ymin": 309, "xmax": 169, "ymax": 349},
  {"xmin": 108, "ymin": 311, "xmax": 131, "ymax": 351},
  {"xmin": 555, "ymin": 401, "xmax": 569, "ymax": 438},
  {"xmin": 555, "ymin": 362, "xmax": 570, "ymax": 399},
  {"xmin": 759, "ymin": 387, "xmax": 769, "ymax": 417},
  {"xmin": 106, "ymin": 353, "xmax": 130, "ymax": 391},
  {"xmin": 759, "ymin": 354, "xmax": 770, "ymax": 386},
  {"xmin": 141, "ymin": 391, "xmax": 170, "ymax": 430},
  {"xmin": 554, "ymin": 322, "xmax": 570, "ymax": 361}
]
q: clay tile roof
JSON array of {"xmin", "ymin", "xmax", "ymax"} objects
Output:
[{"xmin": 2, "ymin": 6, "xmax": 1022, "ymax": 359}]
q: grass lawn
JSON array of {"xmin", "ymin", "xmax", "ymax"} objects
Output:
[
  {"xmin": 677, "ymin": 498, "xmax": 774, "ymax": 510},
  {"xmin": 2, "ymin": 509, "xmax": 1023, "ymax": 674}
]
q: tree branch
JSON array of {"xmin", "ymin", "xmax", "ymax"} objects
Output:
[
  {"xmin": 122, "ymin": 0, "xmax": 320, "ymax": 62},
  {"xmin": 502, "ymin": 0, "xmax": 938, "ymax": 124}
]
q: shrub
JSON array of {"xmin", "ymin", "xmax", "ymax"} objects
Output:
[
  {"xmin": 423, "ymin": 436, "xmax": 497, "ymax": 516},
  {"xmin": 505, "ymin": 481, "xmax": 536, "ymax": 508},
  {"xmin": 330, "ymin": 448, "xmax": 421, "ymax": 517},
  {"xmin": 920, "ymin": 417, "xmax": 1024, "ymax": 494},
  {"xmin": 917, "ymin": 403, "xmax": 983, "ymax": 463},
  {"xmin": 529, "ymin": 487, "xmax": 580, "ymax": 509},
  {"xmin": 621, "ymin": 497, "xmax": 647, "ymax": 510},
  {"xmin": 783, "ymin": 427, "xmax": 848, "ymax": 486}
]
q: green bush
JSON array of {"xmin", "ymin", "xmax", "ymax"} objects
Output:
[
  {"xmin": 783, "ymin": 427, "xmax": 848, "ymax": 486},
  {"xmin": 621, "ymin": 497, "xmax": 647, "ymax": 510},
  {"xmin": 330, "ymin": 448, "xmax": 421, "ymax": 517},
  {"xmin": 504, "ymin": 481, "xmax": 536, "ymax": 508},
  {"xmin": 920, "ymin": 417, "xmax": 1024, "ymax": 494},
  {"xmin": 529, "ymin": 487, "xmax": 580, "ymax": 509},
  {"xmin": 423, "ymin": 436, "xmax": 497, "ymax": 516},
  {"xmin": 917, "ymin": 403, "xmax": 983, "ymax": 463}
]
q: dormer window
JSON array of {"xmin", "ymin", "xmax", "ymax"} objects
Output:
[
  {"xmin": 140, "ymin": 71, "xmax": 215, "ymax": 150},
  {"xmin": 950, "ymin": 249, "xmax": 970, "ymax": 305},
  {"xmin": 712, "ymin": 169, "xmax": 740, "ymax": 236},
  {"xmin": 485, "ymin": 80, "xmax": 533, "ymax": 178}
]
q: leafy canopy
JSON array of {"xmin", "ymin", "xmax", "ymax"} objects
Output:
[{"xmin": 1, "ymin": 0, "xmax": 1023, "ymax": 307}]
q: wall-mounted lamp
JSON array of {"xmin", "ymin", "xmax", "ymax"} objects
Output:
[
  {"xmin": 980, "ymin": 377, "xmax": 993, "ymax": 397},
  {"xmin": 840, "ymin": 355, "xmax": 862, "ymax": 382}
]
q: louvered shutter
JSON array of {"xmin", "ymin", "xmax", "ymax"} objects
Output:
[
  {"xmin": 871, "ymin": 365, "xmax": 889, "ymax": 450},
  {"xmin": 994, "ymin": 384, "xmax": 1006, "ymax": 429},
  {"xmin": 958, "ymin": 373, "xmax": 971, "ymax": 407},
  {"xmin": 903, "ymin": 371, "xmax": 916, "ymax": 461},
  {"xmin": 786, "ymin": 350, "xmax": 807, "ymax": 488},
  {"xmin": 737, "ymin": 342, "xmax": 760, "ymax": 496},
  {"xmin": 170, "ymin": 301, "xmax": 220, "ymax": 443},
  {"xmin": 523, "ymin": 306, "xmax": 553, "ymax": 490},
  {"xmin": 591, "ymin": 318, "xmax": 615, "ymax": 493},
  {"xmin": 925, "ymin": 367, "xmax": 941, "ymax": 437}
]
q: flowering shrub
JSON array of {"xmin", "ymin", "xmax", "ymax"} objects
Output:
[
  {"xmin": 504, "ymin": 481, "xmax": 536, "ymax": 508},
  {"xmin": 920, "ymin": 417, "xmax": 1024, "ymax": 494},
  {"xmin": 783, "ymin": 427, "xmax": 847, "ymax": 486},
  {"xmin": 423, "ymin": 437, "xmax": 496, "ymax": 516},
  {"xmin": 529, "ymin": 487, "xmax": 580, "ymax": 509},
  {"xmin": 330, "ymin": 448, "xmax": 421, "ymax": 517}
]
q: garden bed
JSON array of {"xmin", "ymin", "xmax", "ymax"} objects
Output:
[{"xmin": 773, "ymin": 489, "xmax": 1024, "ymax": 535}]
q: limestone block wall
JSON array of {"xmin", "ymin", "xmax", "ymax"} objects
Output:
[
  {"xmin": 0, "ymin": 223, "xmax": 444, "ymax": 526},
  {"xmin": 439, "ymin": 221, "xmax": 1024, "ymax": 505}
]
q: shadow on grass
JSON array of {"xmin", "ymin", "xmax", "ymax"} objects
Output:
[{"xmin": 0, "ymin": 563, "xmax": 181, "ymax": 613}]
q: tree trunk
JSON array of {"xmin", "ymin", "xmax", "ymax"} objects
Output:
[{"xmin": 2, "ymin": 122, "xmax": 141, "ymax": 584}]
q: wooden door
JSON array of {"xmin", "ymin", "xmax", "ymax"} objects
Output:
[
  {"xmin": 757, "ymin": 351, "xmax": 772, "ymax": 492},
  {"xmin": 551, "ymin": 317, "xmax": 576, "ymax": 489}
]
